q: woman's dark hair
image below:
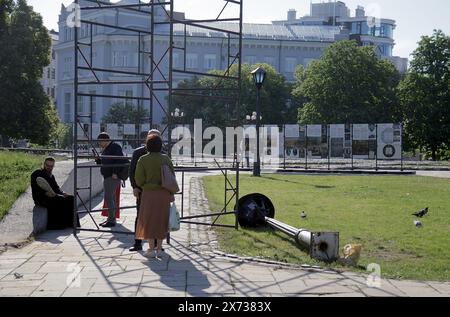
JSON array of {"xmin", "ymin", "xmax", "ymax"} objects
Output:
[{"xmin": 146, "ymin": 134, "xmax": 162, "ymax": 153}]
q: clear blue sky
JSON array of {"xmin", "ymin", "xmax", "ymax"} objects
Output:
[{"xmin": 28, "ymin": 0, "xmax": 450, "ymax": 59}]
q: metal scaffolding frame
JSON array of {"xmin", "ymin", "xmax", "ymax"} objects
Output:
[{"xmin": 72, "ymin": 0, "xmax": 243, "ymax": 235}]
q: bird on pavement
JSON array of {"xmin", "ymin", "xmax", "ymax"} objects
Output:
[
  {"xmin": 14, "ymin": 273, "xmax": 23, "ymax": 279},
  {"xmin": 412, "ymin": 207, "xmax": 428, "ymax": 218}
]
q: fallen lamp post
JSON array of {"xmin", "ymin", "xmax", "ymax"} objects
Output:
[{"xmin": 235, "ymin": 193, "xmax": 339, "ymax": 262}]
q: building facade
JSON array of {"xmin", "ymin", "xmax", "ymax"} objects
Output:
[
  {"xmin": 54, "ymin": 0, "xmax": 408, "ymax": 125},
  {"xmin": 41, "ymin": 29, "xmax": 59, "ymax": 106}
]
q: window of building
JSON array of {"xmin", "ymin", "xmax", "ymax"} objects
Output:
[
  {"xmin": 186, "ymin": 53, "xmax": 198, "ymax": 69},
  {"xmin": 47, "ymin": 68, "xmax": 51, "ymax": 79},
  {"xmin": 204, "ymin": 54, "xmax": 217, "ymax": 70},
  {"xmin": 378, "ymin": 44, "xmax": 392, "ymax": 57},
  {"xmin": 89, "ymin": 90, "xmax": 97, "ymax": 121},
  {"xmin": 47, "ymin": 88, "xmax": 50, "ymax": 95},
  {"xmin": 263, "ymin": 56, "xmax": 275, "ymax": 67},
  {"xmin": 113, "ymin": 51, "xmax": 128, "ymax": 67},
  {"xmin": 51, "ymin": 87, "xmax": 55, "ymax": 99},
  {"xmin": 118, "ymin": 89, "xmax": 133, "ymax": 105},
  {"xmin": 52, "ymin": 50, "xmax": 55, "ymax": 60},
  {"xmin": 64, "ymin": 57, "xmax": 72, "ymax": 69},
  {"xmin": 77, "ymin": 95, "xmax": 84, "ymax": 115},
  {"xmin": 244, "ymin": 55, "xmax": 256, "ymax": 65},
  {"xmin": 92, "ymin": 19, "xmax": 98, "ymax": 35},
  {"xmin": 285, "ymin": 57, "xmax": 297, "ymax": 73},
  {"xmin": 64, "ymin": 93, "xmax": 71, "ymax": 122},
  {"xmin": 173, "ymin": 52, "xmax": 181, "ymax": 69},
  {"xmin": 51, "ymin": 69, "xmax": 56, "ymax": 80},
  {"xmin": 303, "ymin": 58, "xmax": 314, "ymax": 68}
]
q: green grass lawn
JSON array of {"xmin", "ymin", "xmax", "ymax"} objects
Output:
[
  {"xmin": 0, "ymin": 152, "xmax": 44, "ymax": 220},
  {"xmin": 203, "ymin": 173, "xmax": 450, "ymax": 281}
]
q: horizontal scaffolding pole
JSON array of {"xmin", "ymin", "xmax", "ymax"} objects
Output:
[
  {"xmin": 77, "ymin": 92, "xmax": 151, "ymax": 101},
  {"xmin": 77, "ymin": 205, "xmax": 136, "ymax": 215},
  {"xmin": 172, "ymin": 88, "xmax": 239, "ymax": 92},
  {"xmin": 225, "ymin": 0, "xmax": 242, "ymax": 5},
  {"xmin": 173, "ymin": 69, "xmax": 239, "ymax": 80},
  {"xmin": 80, "ymin": 19, "xmax": 152, "ymax": 35},
  {"xmin": 180, "ymin": 211, "xmax": 236, "ymax": 220},
  {"xmin": 179, "ymin": 221, "xmax": 236, "ymax": 228},
  {"xmin": 80, "ymin": 2, "xmax": 171, "ymax": 11},
  {"xmin": 172, "ymin": 92, "xmax": 237, "ymax": 100},
  {"xmin": 78, "ymin": 66, "xmax": 150, "ymax": 77},
  {"xmin": 80, "ymin": 0, "xmax": 171, "ymax": 15},
  {"xmin": 171, "ymin": 21, "xmax": 241, "ymax": 36},
  {"xmin": 76, "ymin": 228, "xmax": 135, "ymax": 235},
  {"xmin": 173, "ymin": 18, "xmax": 241, "ymax": 24},
  {"xmin": 78, "ymin": 80, "xmax": 169, "ymax": 85}
]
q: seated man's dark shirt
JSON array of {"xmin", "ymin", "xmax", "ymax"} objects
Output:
[{"xmin": 31, "ymin": 169, "xmax": 64, "ymax": 206}]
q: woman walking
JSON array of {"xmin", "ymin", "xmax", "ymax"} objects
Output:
[{"xmin": 134, "ymin": 134, "xmax": 175, "ymax": 258}]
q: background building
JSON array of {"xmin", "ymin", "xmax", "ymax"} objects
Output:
[
  {"xmin": 54, "ymin": 0, "xmax": 408, "ymax": 125},
  {"xmin": 41, "ymin": 29, "xmax": 58, "ymax": 106}
]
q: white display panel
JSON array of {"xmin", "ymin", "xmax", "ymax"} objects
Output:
[
  {"xmin": 123, "ymin": 124, "xmax": 136, "ymax": 136},
  {"xmin": 285, "ymin": 124, "xmax": 299, "ymax": 138},
  {"xmin": 306, "ymin": 125, "xmax": 322, "ymax": 137},
  {"xmin": 377, "ymin": 123, "xmax": 401, "ymax": 160},
  {"xmin": 106, "ymin": 124, "xmax": 119, "ymax": 139}
]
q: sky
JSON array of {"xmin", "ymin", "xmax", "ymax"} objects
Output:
[{"xmin": 27, "ymin": 0, "xmax": 450, "ymax": 59}]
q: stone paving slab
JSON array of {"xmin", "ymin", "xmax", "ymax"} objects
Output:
[{"xmin": 0, "ymin": 172, "xmax": 449, "ymax": 297}]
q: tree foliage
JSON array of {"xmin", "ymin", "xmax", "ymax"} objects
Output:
[
  {"xmin": 102, "ymin": 103, "xmax": 150, "ymax": 125},
  {"xmin": 0, "ymin": 0, "xmax": 57, "ymax": 145},
  {"xmin": 398, "ymin": 30, "xmax": 450, "ymax": 160},
  {"xmin": 294, "ymin": 40, "xmax": 401, "ymax": 124},
  {"xmin": 171, "ymin": 63, "xmax": 292, "ymax": 129}
]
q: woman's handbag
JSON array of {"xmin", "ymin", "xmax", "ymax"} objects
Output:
[
  {"xmin": 161, "ymin": 164, "xmax": 180, "ymax": 194},
  {"xmin": 169, "ymin": 202, "xmax": 180, "ymax": 232}
]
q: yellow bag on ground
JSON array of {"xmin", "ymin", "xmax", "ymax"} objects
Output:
[{"xmin": 343, "ymin": 244, "xmax": 362, "ymax": 266}]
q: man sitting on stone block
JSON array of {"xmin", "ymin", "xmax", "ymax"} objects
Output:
[{"xmin": 31, "ymin": 157, "xmax": 80, "ymax": 230}]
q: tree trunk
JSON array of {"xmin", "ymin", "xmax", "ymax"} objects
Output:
[{"xmin": 431, "ymin": 147, "xmax": 437, "ymax": 161}]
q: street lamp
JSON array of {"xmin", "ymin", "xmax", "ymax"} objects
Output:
[
  {"xmin": 251, "ymin": 67, "xmax": 266, "ymax": 177},
  {"xmin": 246, "ymin": 112, "xmax": 262, "ymax": 122},
  {"xmin": 171, "ymin": 108, "xmax": 185, "ymax": 124}
]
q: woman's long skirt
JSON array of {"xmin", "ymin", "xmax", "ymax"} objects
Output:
[{"xmin": 135, "ymin": 189, "xmax": 171, "ymax": 240}]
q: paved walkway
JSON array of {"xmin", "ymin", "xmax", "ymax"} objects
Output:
[{"xmin": 0, "ymin": 171, "xmax": 449, "ymax": 297}]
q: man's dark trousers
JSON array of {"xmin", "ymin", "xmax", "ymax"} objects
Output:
[{"xmin": 134, "ymin": 195, "xmax": 142, "ymax": 247}]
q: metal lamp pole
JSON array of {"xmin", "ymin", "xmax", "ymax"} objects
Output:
[{"xmin": 251, "ymin": 67, "xmax": 266, "ymax": 177}]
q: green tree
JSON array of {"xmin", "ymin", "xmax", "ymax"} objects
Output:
[
  {"xmin": 0, "ymin": 0, "xmax": 57, "ymax": 145},
  {"xmin": 102, "ymin": 103, "xmax": 150, "ymax": 125},
  {"xmin": 398, "ymin": 30, "xmax": 450, "ymax": 160},
  {"xmin": 171, "ymin": 63, "xmax": 291, "ymax": 128},
  {"xmin": 294, "ymin": 40, "xmax": 401, "ymax": 124}
]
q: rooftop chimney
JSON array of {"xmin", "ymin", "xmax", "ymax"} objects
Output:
[
  {"xmin": 356, "ymin": 5, "xmax": 365, "ymax": 17},
  {"xmin": 288, "ymin": 9, "xmax": 297, "ymax": 21}
]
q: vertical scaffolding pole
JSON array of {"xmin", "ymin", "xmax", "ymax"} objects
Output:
[
  {"xmin": 375, "ymin": 124, "xmax": 379, "ymax": 171},
  {"xmin": 168, "ymin": 0, "xmax": 174, "ymax": 156},
  {"xmin": 401, "ymin": 122, "xmax": 404, "ymax": 171},
  {"xmin": 73, "ymin": 0, "xmax": 79, "ymax": 235}
]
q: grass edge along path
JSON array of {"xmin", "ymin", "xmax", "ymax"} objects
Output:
[
  {"xmin": 0, "ymin": 152, "xmax": 44, "ymax": 221},
  {"xmin": 203, "ymin": 173, "xmax": 450, "ymax": 282}
]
